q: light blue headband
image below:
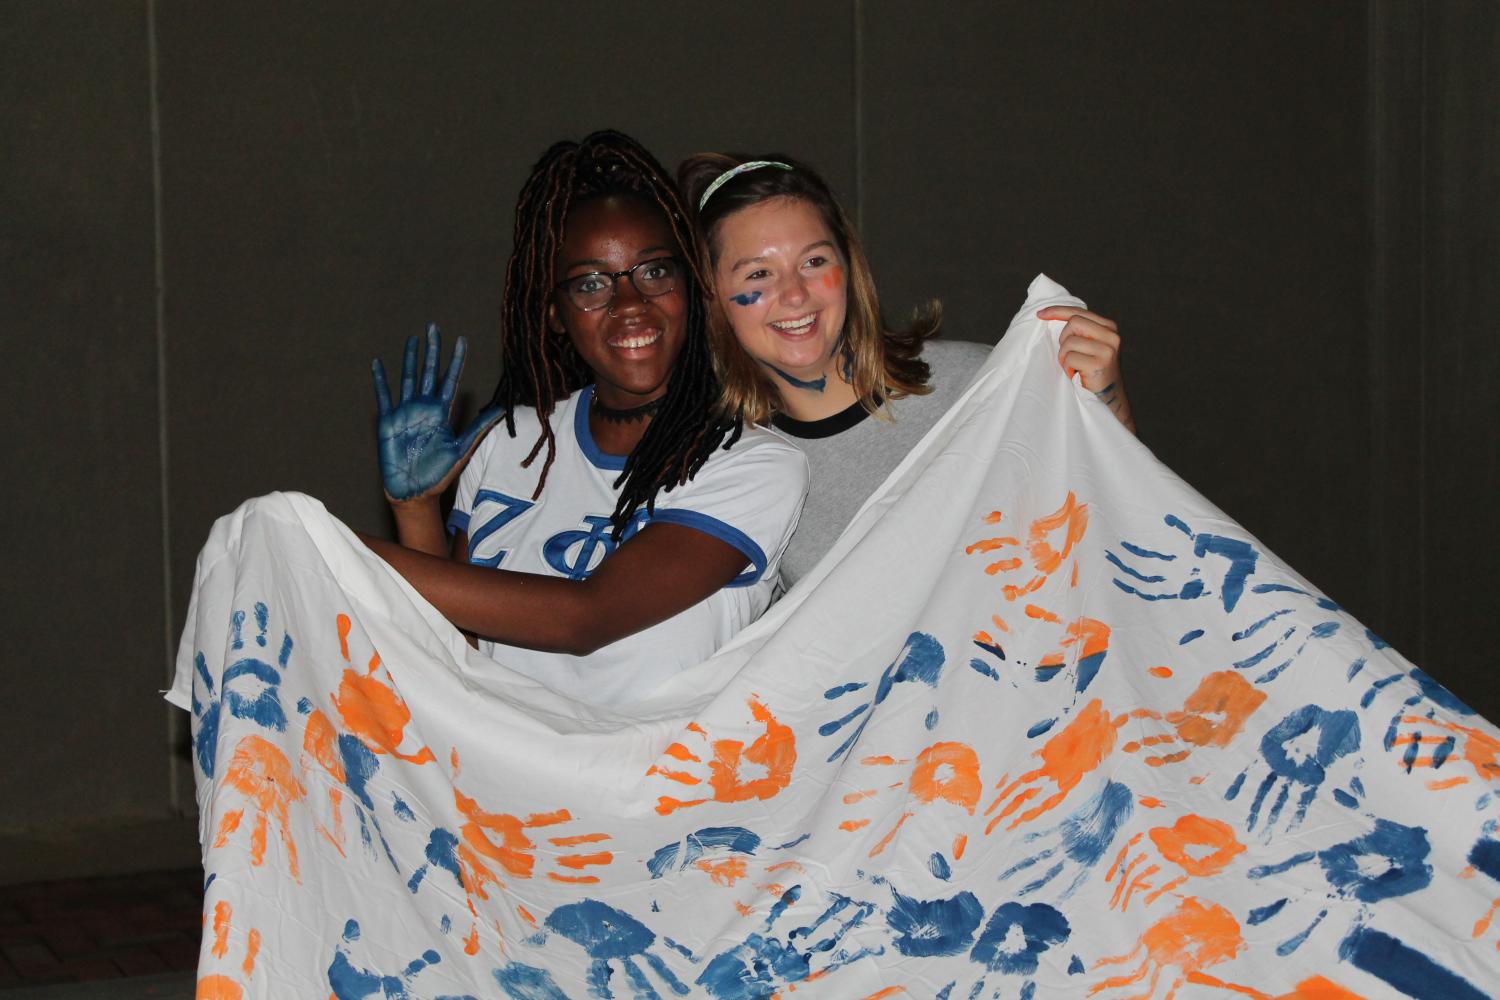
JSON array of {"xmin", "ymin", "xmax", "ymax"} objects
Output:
[{"xmin": 697, "ymin": 160, "xmax": 794, "ymax": 211}]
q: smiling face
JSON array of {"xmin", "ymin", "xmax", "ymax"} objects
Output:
[
  {"xmin": 712, "ymin": 197, "xmax": 848, "ymax": 385},
  {"xmin": 547, "ymin": 195, "xmax": 687, "ymax": 409}
]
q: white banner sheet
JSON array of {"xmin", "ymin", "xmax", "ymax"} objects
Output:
[{"xmin": 170, "ymin": 276, "xmax": 1500, "ymax": 999}]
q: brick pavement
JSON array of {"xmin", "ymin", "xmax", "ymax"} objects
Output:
[{"xmin": 0, "ymin": 869, "xmax": 201, "ymax": 991}]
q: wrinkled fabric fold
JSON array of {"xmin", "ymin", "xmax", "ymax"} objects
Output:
[{"xmin": 169, "ymin": 275, "xmax": 1500, "ymax": 999}]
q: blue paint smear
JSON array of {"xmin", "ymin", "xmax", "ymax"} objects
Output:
[
  {"xmin": 1027, "ymin": 718, "xmax": 1057, "ymax": 738},
  {"xmin": 969, "ymin": 902, "xmax": 1069, "ymax": 974},
  {"xmin": 439, "ymin": 915, "xmax": 451, "ymax": 934},
  {"xmin": 1340, "ymin": 925, "xmax": 1489, "ymax": 999},
  {"xmin": 1246, "ymin": 898, "xmax": 1288, "ymax": 925},
  {"xmin": 1105, "ymin": 549, "xmax": 1166, "ymax": 583},
  {"xmin": 1233, "ymin": 609, "xmax": 1292, "ymax": 641},
  {"xmin": 338, "ymin": 733, "xmax": 381, "ymax": 811},
  {"xmin": 1249, "ymin": 851, "xmax": 1317, "ymax": 878},
  {"xmin": 1067, "ymin": 955, "xmax": 1084, "ymax": 975},
  {"xmin": 1164, "ymin": 514, "xmax": 1194, "ymax": 537},
  {"xmin": 1332, "ymin": 788, "xmax": 1358, "ymax": 808},
  {"xmin": 1120, "ymin": 540, "xmax": 1174, "ymax": 560},
  {"xmin": 823, "ymin": 682, "xmax": 865, "ymax": 699},
  {"xmin": 972, "ymin": 638, "xmax": 1006, "ymax": 660},
  {"xmin": 662, "ymin": 936, "xmax": 696, "ymax": 961},
  {"xmin": 1365, "ymin": 627, "xmax": 1390, "ymax": 650},
  {"xmin": 767, "ymin": 364, "xmax": 826, "ymax": 392},
  {"xmin": 1178, "ymin": 629, "xmax": 1204, "ymax": 645},
  {"xmin": 1345, "ymin": 657, "xmax": 1366, "ymax": 681},
  {"xmin": 493, "ymin": 963, "xmax": 569, "ymax": 1000},
  {"xmin": 1310, "ymin": 621, "xmax": 1341, "ymax": 639},
  {"xmin": 969, "ymin": 658, "xmax": 1001, "ymax": 681},
  {"xmin": 1470, "ymin": 838, "xmax": 1500, "ymax": 880},
  {"xmin": 772, "ymin": 833, "xmax": 811, "ymax": 850},
  {"xmin": 297, "ymin": 696, "xmax": 313, "ymax": 715},
  {"xmin": 1224, "ymin": 771, "xmax": 1246, "ymax": 801},
  {"xmin": 1058, "ymin": 782, "xmax": 1133, "ymax": 867},
  {"xmin": 729, "ymin": 291, "xmax": 761, "ymax": 306},
  {"xmin": 886, "ymin": 888, "xmax": 984, "ymax": 957},
  {"xmin": 929, "ymin": 853, "xmax": 952, "ymax": 880},
  {"xmin": 1075, "ymin": 650, "xmax": 1106, "ymax": 693},
  {"xmin": 646, "ymin": 826, "xmax": 761, "ymax": 879},
  {"xmin": 407, "ymin": 828, "xmax": 463, "ymax": 893},
  {"xmin": 925, "ymin": 709, "xmax": 940, "ymax": 730},
  {"xmin": 1276, "ymin": 909, "xmax": 1326, "ymax": 955},
  {"xmin": 1411, "ymin": 667, "xmax": 1476, "ymax": 715},
  {"xmin": 1190, "ymin": 533, "xmax": 1258, "ymax": 612},
  {"xmin": 392, "ymin": 796, "xmax": 416, "ymax": 821},
  {"xmin": 545, "ymin": 899, "xmax": 690, "ymax": 997}
]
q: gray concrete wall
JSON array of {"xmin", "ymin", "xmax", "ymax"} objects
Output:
[{"xmin": 3, "ymin": 1, "xmax": 1495, "ymax": 878}]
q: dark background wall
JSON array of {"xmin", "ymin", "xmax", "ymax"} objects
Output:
[{"xmin": 3, "ymin": 1, "xmax": 1495, "ymax": 880}]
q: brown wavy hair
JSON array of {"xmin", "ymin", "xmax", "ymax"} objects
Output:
[
  {"xmin": 678, "ymin": 152, "xmax": 940, "ymax": 425},
  {"xmin": 489, "ymin": 130, "xmax": 740, "ymax": 536}
]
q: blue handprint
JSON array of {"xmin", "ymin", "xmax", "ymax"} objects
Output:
[
  {"xmin": 327, "ymin": 918, "xmax": 470, "ymax": 999},
  {"xmin": 1225, "ymin": 704, "xmax": 1361, "ymax": 835},
  {"xmin": 543, "ymin": 899, "xmax": 691, "ymax": 998},
  {"xmin": 373, "ymin": 325, "xmax": 503, "ymax": 501},
  {"xmin": 695, "ymin": 885, "xmax": 879, "ymax": 998},
  {"xmin": 1108, "ymin": 514, "xmax": 1259, "ymax": 614},
  {"xmin": 821, "ymin": 631, "xmax": 946, "ymax": 763},
  {"xmin": 1247, "ymin": 818, "xmax": 1432, "ymax": 955}
]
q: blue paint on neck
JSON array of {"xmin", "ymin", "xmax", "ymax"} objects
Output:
[{"xmin": 767, "ymin": 364, "xmax": 826, "ymax": 392}]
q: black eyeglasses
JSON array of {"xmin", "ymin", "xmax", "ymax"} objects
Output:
[{"xmin": 554, "ymin": 257, "xmax": 682, "ymax": 312}]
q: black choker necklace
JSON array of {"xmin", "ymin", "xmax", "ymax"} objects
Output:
[{"xmin": 591, "ymin": 393, "xmax": 663, "ymax": 424}]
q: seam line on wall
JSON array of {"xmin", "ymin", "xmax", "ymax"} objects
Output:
[
  {"xmin": 147, "ymin": 0, "xmax": 179, "ymax": 808},
  {"xmin": 852, "ymin": 0, "xmax": 863, "ymax": 228}
]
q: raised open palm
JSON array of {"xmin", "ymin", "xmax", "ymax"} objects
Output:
[{"xmin": 372, "ymin": 325, "xmax": 502, "ymax": 501}]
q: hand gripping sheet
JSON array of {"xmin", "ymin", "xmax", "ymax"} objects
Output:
[{"xmin": 168, "ymin": 276, "xmax": 1500, "ymax": 999}]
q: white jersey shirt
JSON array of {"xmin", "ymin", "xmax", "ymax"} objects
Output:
[{"xmin": 448, "ymin": 385, "xmax": 807, "ymax": 705}]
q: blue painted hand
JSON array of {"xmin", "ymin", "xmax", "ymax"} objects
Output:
[{"xmin": 372, "ymin": 325, "xmax": 502, "ymax": 502}]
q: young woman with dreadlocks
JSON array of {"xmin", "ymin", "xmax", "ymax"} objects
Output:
[{"xmin": 360, "ymin": 131, "xmax": 807, "ymax": 706}]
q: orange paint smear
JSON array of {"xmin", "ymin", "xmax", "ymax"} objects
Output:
[
  {"xmin": 983, "ymin": 511, "xmax": 1003, "ymax": 524},
  {"xmin": 843, "ymin": 789, "xmax": 878, "ymax": 804},
  {"xmin": 766, "ymin": 860, "xmax": 804, "ymax": 874},
  {"xmin": 549, "ymin": 832, "xmax": 611, "ymax": 846},
  {"xmin": 861, "ymin": 755, "xmax": 905, "ymax": 766},
  {"xmin": 869, "ymin": 812, "xmax": 913, "ymax": 857},
  {"xmin": 556, "ymin": 852, "xmax": 613, "ymax": 870},
  {"xmin": 662, "ymin": 742, "xmax": 701, "ymax": 763},
  {"xmin": 241, "ymin": 929, "xmax": 260, "ymax": 976},
  {"xmin": 646, "ymin": 765, "xmax": 702, "ymax": 786},
  {"xmin": 952, "ymin": 834, "xmax": 968, "ymax": 860},
  {"xmin": 990, "ymin": 614, "xmax": 1010, "ymax": 633},
  {"xmin": 546, "ymin": 873, "xmax": 600, "ymax": 884},
  {"xmin": 1149, "ymin": 666, "xmax": 1173, "ymax": 678},
  {"xmin": 1150, "ymin": 814, "xmax": 1245, "ymax": 878},
  {"xmin": 1025, "ymin": 604, "xmax": 1062, "ymax": 624},
  {"xmin": 1138, "ymin": 796, "xmax": 1164, "ymax": 808},
  {"xmin": 211, "ymin": 901, "xmax": 232, "ymax": 958},
  {"xmin": 1427, "ymin": 776, "xmax": 1469, "ymax": 790},
  {"xmin": 860, "ymin": 989, "xmax": 906, "ymax": 1000},
  {"xmin": 695, "ymin": 858, "xmax": 749, "ymax": 886},
  {"xmin": 463, "ymin": 926, "xmax": 479, "ymax": 955},
  {"xmin": 517, "ymin": 906, "xmax": 538, "ymax": 927},
  {"xmin": 840, "ymin": 819, "xmax": 871, "ymax": 832}
]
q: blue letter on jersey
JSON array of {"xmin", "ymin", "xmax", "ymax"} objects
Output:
[{"xmin": 466, "ymin": 489, "xmax": 537, "ymax": 568}]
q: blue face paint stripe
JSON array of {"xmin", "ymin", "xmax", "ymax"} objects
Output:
[{"xmin": 729, "ymin": 290, "xmax": 761, "ymax": 306}]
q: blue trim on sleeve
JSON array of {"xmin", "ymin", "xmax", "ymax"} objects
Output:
[
  {"xmin": 649, "ymin": 509, "xmax": 768, "ymax": 587},
  {"xmin": 574, "ymin": 385, "xmax": 627, "ymax": 471},
  {"xmin": 446, "ymin": 509, "xmax": 471, "ymax": 537}
]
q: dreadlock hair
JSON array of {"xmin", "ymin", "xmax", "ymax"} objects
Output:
[
  {"xmin": 679, "ymin": 152, "xmax": 941, "ymax": 427},
  {"xmin": 488, "ymin": 130, "xmax": 741, "ymax": 538}
]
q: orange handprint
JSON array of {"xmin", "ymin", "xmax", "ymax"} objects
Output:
[
  {"xmin": 838, "ymin": 741, "xmax": 983, "ymax": 857},
  {"xmin": 212, "ymin": 734, "xmax": 307, "ymax": 880},
  {"xmin": 1089, "ymin": 896, "xmax": 1244, "ymax": 998},
  {"xmin": 1123, "ymin": 671, "xmax": 1267, "ymax": 767},
  {"xmin": 983, "ymin": 699, "xmax": 1125, "ymax": 833},
  {"xmin": 966, "ymin": 492, "xmax": 1088, "ymax": 602},
  {"xmin": 1390, "ymin": 715, "xmax": 1499, "ymax": 788},
  {"xmin": 649, "ymin": 697, "xmax": 797, "ymax": 815},
  {"xmin": 331, "ymin": 613, "xmax": 435, "ymax": 765},
  {"xmin": 1107, "ymin": 814, "xmax": 1246, "ymax": 911},
  {"xmin": 196, "ymin": 900, "xmax": 261, "ymax": 1000}
]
